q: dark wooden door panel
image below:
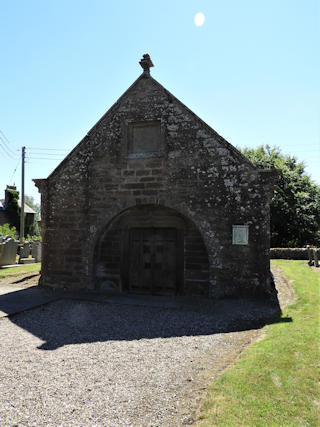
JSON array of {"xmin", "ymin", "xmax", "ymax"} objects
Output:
[
  {"xmin": 153, "ymin": 229, "xmax": 177, "ymax": 295},
  {"xmin": 128, "ymin": 228, "xmax": 179, "ymax": 295},
  {"xmin": 129, "ymin": 229, "xmax": 152, "ymax": 294}
]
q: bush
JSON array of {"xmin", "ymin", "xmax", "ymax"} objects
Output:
[
  {"xmin": 270, "ymin": 247, "xmax": 320, "ymax": 260},
  {"xmin": 26, "ymin": 233, "xmax": 42, "ymax": 242},
  {"xmin": 0, "ymin": 223, "xmax": 17, "ymax": 239}
]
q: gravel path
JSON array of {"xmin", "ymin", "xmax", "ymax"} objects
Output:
[{"xmin": 0, "ymin": 267, "xmax": 293, "ymax": 426}]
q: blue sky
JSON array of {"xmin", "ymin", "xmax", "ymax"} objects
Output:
[{"xmin": 1, "ymin": 0, "xmax": 319, "ymax": 205}]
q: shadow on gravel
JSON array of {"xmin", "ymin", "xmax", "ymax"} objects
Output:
[
  {"xmin": 0, "ymin": 286, "xmax": 58, "ymax": 318},
  {"xmin": 1, "ymin": 287, "xmax": 286, "ymax": 350},
  {"xmin": 12, "ymin": 274, "xmax": 40, "ymax": 284}
]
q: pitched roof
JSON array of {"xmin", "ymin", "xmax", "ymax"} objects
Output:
[
  {"xmin": 1, "ymin": 198, "xmax": 36, "ymax": 214},
  {"xmin": 42, "ymin": 69, "xmax": 257, "ymax": 182},
  {"xmin": 23, "ymin": 203, "xmax": 37, "ymax": 214}
]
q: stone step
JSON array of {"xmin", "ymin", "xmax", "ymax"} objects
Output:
[{"xmin": 19, "ymin": 258, "xmax": 35, "ymax": 264}]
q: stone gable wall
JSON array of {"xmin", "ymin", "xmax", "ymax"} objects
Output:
[{"xmin": 36, "ymin": 75, "xmax": 276, "ymax": 299}]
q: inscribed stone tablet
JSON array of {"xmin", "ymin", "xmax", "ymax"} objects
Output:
[
  {"xmin": 129, "ymin": 121, "xmax": 161, "ymax": 153},
  {"xmin": 232, "ymin": 225, "xmax": 249, "ymax": 245}
]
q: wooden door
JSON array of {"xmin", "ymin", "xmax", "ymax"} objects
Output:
[{"xmin": 128, "ymin": 228, "xmax": 179, "ymax": 295}]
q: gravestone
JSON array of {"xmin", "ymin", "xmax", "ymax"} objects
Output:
[
  {"xmin": 0, "ymin": 242, "xmax": 4, "ymax": 261},
  {"xmin": 31, "ymin": 241, "xmax": 42, "ymax": 262},
  {"xmin": 314, "ymin": 249, "xmax": 319, "ymax": 268},
  {"xmin": 0, "ymin": 238, "xmax": 18, "ymax": 266},
  {"xmin": 20, "ymin": 242, "xmax": 31, "ymax": 259},
  {"xmin": 307, "ymin": 245, "xmax": 313, "ymax": 266}
]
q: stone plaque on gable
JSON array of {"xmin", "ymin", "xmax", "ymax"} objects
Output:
[
  {"xmin": 129, "ymin": 121, "xmax": 161, "ymax": 154},
  {"xmin": 232, "ymin": 225, "xmax": 249, "ymax": 245}
]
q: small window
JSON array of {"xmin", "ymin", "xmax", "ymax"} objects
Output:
[
  {"xmin": 128, "ymin": 121, "xmax": 161, "ymax": 155},
  {"xmin": 232, "ymin": 225, "xmax": 249, "ymax": 245}
]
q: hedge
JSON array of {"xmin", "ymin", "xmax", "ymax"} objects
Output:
[{"xmin": 270, "ymin": 247, "xmax": 320, "ymax": 260}]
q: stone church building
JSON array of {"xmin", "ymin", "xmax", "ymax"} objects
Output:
[{"xmin": 34, "ymin": 55, "xmax": 277, "ymax": 299}]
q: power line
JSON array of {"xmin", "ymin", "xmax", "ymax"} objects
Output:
[
  {"xmin": 0, "ymin": 136, "xmax": 18, "ymax": 157},
  {"xmin": 0, "ymin": 131, "xmax": 19, "ymax": 156},
  {"xmin": 0, "ymin": 136, "xmax": 19, "ymax": 158},
  {"xmin": 26, "ymin": 147, "xmax": 65, "ymax": 160},
  {"xmin": 26, "ymin": 151, "xmax": 68, "ymax": 156},
  {"xmin": 0, "ymin": 142, "xmax": 18, "ymax": 160},
  {"xmin": 26, "ymin": 157, "xmax": 64, "ymax": 161},
  {"xmin": 26, "ymin": 146, "xmax": 69, "ymax": 151},
  {"xmin": 0, "ymin": 130, "xmax": 12, "ymax": 145},
  {"xmin": 8, "ymin": 159, "xmax": 20, "ymax": 184}
]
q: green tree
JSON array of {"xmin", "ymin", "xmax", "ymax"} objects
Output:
[
  {"xmin": 24, "ymin": 194, "xmax": 41, "ymax": 237},
  {"xmin": 0, "ymin": 223, "xmax": 17, "ymax": 239},
  {"xmin": 5, "ymin": 188, "xmax": 20, "ymax": 231},
  {"xmin": 240, "ymin": 145, "xmax": 320, "ymax": 247}
]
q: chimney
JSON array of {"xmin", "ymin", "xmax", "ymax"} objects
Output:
[{"xmin": 5, "ymin": 185, "xmax": 17, "ymax": 207}]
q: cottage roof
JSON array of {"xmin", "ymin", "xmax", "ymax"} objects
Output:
[
  {"xmin": 1, "ymin": 198, "xmax": 36, "ymax": 214},
  {"xmin": 23, "ymin": 203, "xmax": 37, "ymax": 214}
]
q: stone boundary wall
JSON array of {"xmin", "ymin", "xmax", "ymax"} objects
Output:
[{"xmin": 270, "ymin": 248, "xmax": 320, "ymax": 260}]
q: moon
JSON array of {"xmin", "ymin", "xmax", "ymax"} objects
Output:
[{"xmin": 194, "ymin": 12, "xmax": 205, "ymax": 27}]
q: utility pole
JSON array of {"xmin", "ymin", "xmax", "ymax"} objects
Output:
[{"xmin": 20, "ymin": 146, "xmax": 25, "ymax": 242}]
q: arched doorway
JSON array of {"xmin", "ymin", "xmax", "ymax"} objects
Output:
[{"xmin": 94, "ymin": 205, "xmax": 209, "ymax": 296}]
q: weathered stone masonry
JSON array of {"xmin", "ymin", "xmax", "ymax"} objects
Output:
[{"xmin": 34, "ymin": 56, "xmax": 278, "ymax": 299}]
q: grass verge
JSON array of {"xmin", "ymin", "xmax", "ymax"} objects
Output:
[
  {"xmin": 197, "ymin": 260, "xmax": 320, "ymax": 426},
  {"xmin": 0, "ymin": 263, "xmax": 41, "ymax": 279}
]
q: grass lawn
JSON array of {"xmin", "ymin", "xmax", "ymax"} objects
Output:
[
  {"xmin": 0, "ymin": 263, "xmax": 41, "ymax": 279},
  {"xmin": 197, "ymin": 260, "xmax": 320, "ymax": 426}
]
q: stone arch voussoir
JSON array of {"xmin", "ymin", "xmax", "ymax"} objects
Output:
[{"xmin": 92, "ymin": 204, "xmax": 210, "ymax": 296}]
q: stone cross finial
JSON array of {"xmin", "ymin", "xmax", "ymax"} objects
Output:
[{"xmin": 139, "ymin": 54, "xmax": 154, "ymax": 75}]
